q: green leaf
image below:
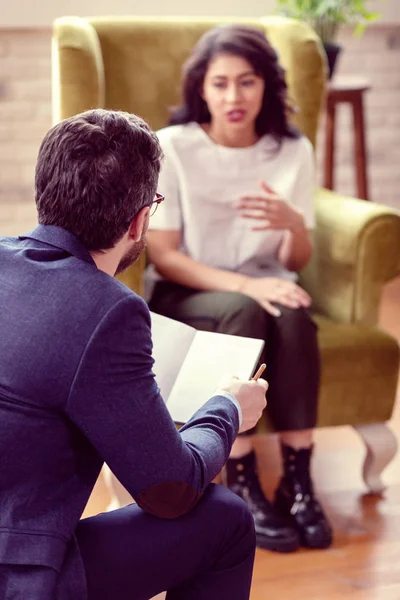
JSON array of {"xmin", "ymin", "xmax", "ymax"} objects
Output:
[
  {"xmin": 353, "ymin": 22, "xmax": 366, "ymax": 37},
  {"xmin": 275, "ymin": 0, "xmax": 384, "ymax": 38}
]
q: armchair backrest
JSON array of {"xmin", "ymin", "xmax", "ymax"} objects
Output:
[
  {"xmin": 51, "ymin": 15, "xmax": 327, "ymax": 294},
  {"xmin": 52, "ymin": 15, "xmax": 326, "ymax": 147}
]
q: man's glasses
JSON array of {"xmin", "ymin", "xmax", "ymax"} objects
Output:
[{"xmin": 149, "ymin": 192, "xmax": 165, "ymax": 217}]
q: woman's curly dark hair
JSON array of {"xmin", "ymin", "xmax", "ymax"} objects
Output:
[{"xmin": 170, "ymin": 24, "xmax": 299, "ymax": 143}]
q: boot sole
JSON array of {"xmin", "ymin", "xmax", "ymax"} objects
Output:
[
  {"xmin": 299, "ymin": 534, "xmax": 333, "ymax": 550},
  {"xmin": 256, "ymin": 532, "xmax": 299, "ymax": 553}
]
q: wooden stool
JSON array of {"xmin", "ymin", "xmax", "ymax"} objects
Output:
[{"xmin": 324, "ymin": 76, "xmax": 371, "ymax": 200}]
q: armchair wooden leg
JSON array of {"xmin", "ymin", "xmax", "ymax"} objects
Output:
[
  {"xmin": 102, "ymin": 464, "xmax": 133, "ymax": 511},
  {"xmin": 353, "ymin": 423, "xmax": 398, "ymax": 494}
]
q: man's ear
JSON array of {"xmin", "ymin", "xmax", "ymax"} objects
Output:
[{"xmin": 128, "ymin": 205, "xmax": 150, "ymax": 242}]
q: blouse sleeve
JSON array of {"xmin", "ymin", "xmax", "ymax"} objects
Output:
[
  {"xmin": 292, "ymin": 137, "xmax": 316, "ymax": 231},
  {"xmin": 150, "ymin": 128, "xmax": 183, "ymax": 231}
]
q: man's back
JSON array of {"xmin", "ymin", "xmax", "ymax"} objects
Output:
[
  {"xmin": 0, "ymin": 225, "xmax": 245, "ymax": 600},
  {"xmin": 0, "ymin": 226, "xmax": 133, "ymax": 596},
  {"xmin": 0, "ymin": 108, "xmax": 265, "ymax": 600}
]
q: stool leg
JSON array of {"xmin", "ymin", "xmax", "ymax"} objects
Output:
[
  {"xmin": 353, "ymin": 423, "xmax": 398, "ymax": 494},
  {"xmin": 103, "ymin": 464, "xmax": 133, "ymax": 510},
  {"xmin": 324, "ymin": 96, "xmax": 336, "ymax": 190},
  {"xmin": 353, "ymin": 94, "xmax": 369, "ymax": 200}
]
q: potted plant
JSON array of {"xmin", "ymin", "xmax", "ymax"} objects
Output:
[{"xmin": 276, "ymin": 0, "xmax": 382, "ymax": 78}]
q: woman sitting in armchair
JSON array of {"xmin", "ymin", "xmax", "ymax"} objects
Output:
[{"xmin": 146, "ymin": 24, "xmax": 333, "ymax": 553}]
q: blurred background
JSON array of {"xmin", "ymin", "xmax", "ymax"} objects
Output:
[
  {"xmin": 1, "ymin": 2, "xmax": 399, "ymax": 599},
  {"xmin": 0, "ymin": 0, "xmax": 399, "ymax": 235}
]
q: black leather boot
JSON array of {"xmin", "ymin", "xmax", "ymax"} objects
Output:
[
  {"xmin": 274, "ymin": 444, "xmax": 333, "ymax": 549},
  {"xmin": 224, "ymin": 451, "xmax": 299, "ymax": 553}
]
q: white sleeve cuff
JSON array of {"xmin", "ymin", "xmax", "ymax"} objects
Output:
[{"xmin": 216, "ymin": 391, "xmax": 242, "ymax": 427}]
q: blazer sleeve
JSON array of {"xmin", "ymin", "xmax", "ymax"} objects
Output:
[{"xmin": 65, "ymin": 294, "xmax": 239, "ymax": 519}]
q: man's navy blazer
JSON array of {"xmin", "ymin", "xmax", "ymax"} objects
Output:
[{"xmin": 0, "ymin": 225, "xmax": 239, "ymax": 599}]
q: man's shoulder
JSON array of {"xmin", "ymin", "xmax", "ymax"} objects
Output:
[
  {"xmin": 72, "ymin": 265, "xmax": 148, "ymax": 323},
  {"xmin": 0, "ymin": 234, "xmax": 148, "ymax": 328},
  {"xmin": 93, "ymin": 271, "xmax": 147, "ymax": 312},
  {"xmin": 41, "ymin": 264, "xmax": 150, "ymax": 355}
]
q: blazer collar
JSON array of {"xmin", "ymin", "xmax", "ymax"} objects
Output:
[{"xmin": 19, "ymin": 225, "xmax": 96, "ymax": 266}]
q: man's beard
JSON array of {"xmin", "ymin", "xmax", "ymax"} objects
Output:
[{"xmin": 115, "ymin": 234, "xmax": 146, "ymax": 275}]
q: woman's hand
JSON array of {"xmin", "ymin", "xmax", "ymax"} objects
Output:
[
  {"xmin": 240, "ymin": 276, "xmax": 312, "ymax": 316},
  {"xmin": 236, "ymin": 180, "xmax": 305, "ymax": 232}
]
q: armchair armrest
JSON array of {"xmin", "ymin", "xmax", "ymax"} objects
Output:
[
  {"xmin": 300, "ymin": 188, "xmax": 400, "ymax": 325},
  {"xmin": 52, "ymin": 16, "xmax": 105, "ymax": 123},
  {"xmin": 115, "ymin": 253, "xmax": 146, "ymax": 297}
]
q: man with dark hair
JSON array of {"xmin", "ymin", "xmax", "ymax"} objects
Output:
[{"xmin": 0, "ymin": 109, "xmax": 267, "ymax": 600}]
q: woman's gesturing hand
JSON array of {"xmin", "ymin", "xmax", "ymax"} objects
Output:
[
  {"xmin": 240, "ymin": 277, "xmax": 312, "ymax": 317},
  {"xmin": 236, "ymin": 180, "xmax": 305, "ymax": 232}
]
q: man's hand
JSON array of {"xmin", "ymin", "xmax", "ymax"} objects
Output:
[{"xmin": 217, "ymin": 376, "xmax": 268, "ymax": 434}]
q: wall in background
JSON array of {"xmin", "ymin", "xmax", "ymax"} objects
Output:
[
  {"xmin": 0, "ymin": 23, "xmax": 399, "ymax": 233},
  {"xmin": 0, "ymin": 0, "xmax": 399, "ymax": 27}
]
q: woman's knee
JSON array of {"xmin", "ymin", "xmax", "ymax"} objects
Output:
[
  {"xmin": 218, "ymin": 293, "xmax": 267, "ymax": 336},
  {"xmin": 275, "ymin": 305, "xmax": 318, "ymax": 335}
]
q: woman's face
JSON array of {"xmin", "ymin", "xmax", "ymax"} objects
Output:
[{"xmin": 202, "ymin": 53, "xmax": 265, "ymax": 132}]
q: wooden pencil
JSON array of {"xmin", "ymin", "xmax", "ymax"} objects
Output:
[{"xmin": 252, "ymin": 363, "xmax": 266, "ymax": 381}]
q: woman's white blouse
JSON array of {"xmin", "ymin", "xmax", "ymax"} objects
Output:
[{"xmin": 147, "ymin": 122, "xmax": 315, "ymax": 291}]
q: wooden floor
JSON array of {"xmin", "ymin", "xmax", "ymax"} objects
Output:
[{"xmin": 2, "ymin": 210, "xmax": 399, "ymax": 599}]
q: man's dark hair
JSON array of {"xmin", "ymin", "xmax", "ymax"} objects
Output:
[
  {"xmin": 170, "ymin": 25, "xmax": 299, "ymax": 145},
  {"xmin": 35, "ymin": 109, "xmax": 163, "ymax": 250}
]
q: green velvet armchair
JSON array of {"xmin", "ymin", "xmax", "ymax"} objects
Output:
[{"xmin": 52, "ymin": 15, "xmax": 400, "ymax": 494}]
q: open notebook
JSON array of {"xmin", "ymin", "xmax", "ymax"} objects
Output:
[
  {"xmin": 103, "ymin": 312, "xmax": 265, "ymax": 512},
  {"xmin": 150, "ymin": 312, "xmax": 265, "ymax": 423}
]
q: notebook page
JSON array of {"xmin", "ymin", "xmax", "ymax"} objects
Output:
[
  {"xmin": 166, "ymin": 331, "xmax": 264, "ymax": 423},
  {"xmin": 150, "ymin": 312, "xmax": 197, "ymax": 400}
]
